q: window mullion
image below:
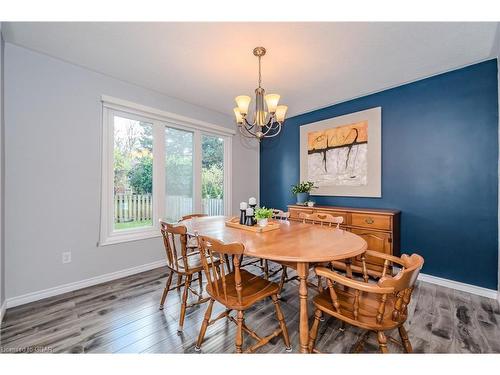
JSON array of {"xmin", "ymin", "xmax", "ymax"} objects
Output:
[
  {"xmin": 153, "ymin": 122, "xmax": 165, "ymax": 227},
  {"xmin": 193, "ymin": 131, "xmax": 202, "ymax": 213}
]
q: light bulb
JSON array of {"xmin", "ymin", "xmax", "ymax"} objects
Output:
[
  {"xmin": 275, "ymin": 105, "xmax": 288, "ymax": 122},
  {"xmin": 233, "ymin": 108, "xmax": 243, "ymax": 124},
  {"xmin": 235, "ymin": 95, "xmax": 251, "ymax": 115},
  {"xmin": 265, "ymin": 94, "xmax": 280, "ymax": 114}
]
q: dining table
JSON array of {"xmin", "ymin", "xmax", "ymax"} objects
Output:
[{"xmin": 181, "ymin": 215, "xmax": 368, "ymax": 353}]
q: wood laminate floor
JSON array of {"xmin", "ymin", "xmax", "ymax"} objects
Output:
[{"xmin": 1, "ymin": 263, "xmax": 500, "ymax": 354}]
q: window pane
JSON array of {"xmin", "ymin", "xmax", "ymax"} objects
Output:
[
  {"xmin": 165, "ymin": 127, "xmax": 194, "ymax": 222},
  {"xmin": 113, "ymin": 115, "xmax": 153, "ymax": 230},
  {"xmin": 202, "ymin": 135, "xmax": 224, "ymax": 215}
]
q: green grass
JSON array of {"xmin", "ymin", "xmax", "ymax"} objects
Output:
[{"xmin": 114, "ymin": 220, "xmax": 153, "ymax": 230}]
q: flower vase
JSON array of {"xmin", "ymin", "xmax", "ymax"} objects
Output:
[{"xmin": 296, "ymin": 192, "xmax": 309, "ymax": 204}]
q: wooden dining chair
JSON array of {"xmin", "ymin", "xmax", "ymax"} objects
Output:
[
  {"xmin": 272, "ymin": 209, "xmax": 290, "ymax": 221},
  {"xmin": 277, "ymin": 212, "xmax": 344, "ymax": 296},
  {"xmin": 173, "ymin": 213, "xmax": 208, "ymax": 290},
  {"xmin": 194, "ymin": 235, "xmax": 291, "ymax": 353},
  {"xmin": 308, "ymin": 250, "xmax": 424, "ymax": 353},
  {"xmin": 159, "ymin": 220, "xmax": 212, "ymax": 332}
]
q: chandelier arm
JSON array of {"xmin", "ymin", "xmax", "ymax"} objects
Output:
[
  {"xmin": 261, "ymin": 120, "xmax": 281, "ymax": 135},
  {"xmin": 261, "ymin": 124, "xmax": 277, "ymax": 137},
  {"xmin": 264, "ymin": 124, "xmax": 283, "ymax": 138},
  {"xmin": 240, "ymin": 124, "xmax": 260, "ymax": 138},
  {"xmin": 238, "ymin": 126, "xmax": 258, "ymax": 139},
  {"xmin": 243, "ymin": 117, "xmax": 256, "ymax": 128}
]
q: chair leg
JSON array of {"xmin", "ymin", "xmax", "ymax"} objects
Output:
[
  {"xmin": 398, "ymin": 325, "xmax": 413, "ymax": 353},
  {"xmin": 176, "ymin": 274, "xmax": 183, "ymax": 290},
  {"xmin": 271, "ymin": 294, "xmax": 291, "ymax": 352},
  {"xmin": 198, "ymin": 271, "xmax": 203, "ymax": 291},
  {"xmin": 377, "ymin": 331, "xmax": 389, "ymax": 353},
  {"xmin": 178, "ymin": 275, "xmax": 192, "ymax": 332},
  {"xmin": 277, "ymin": 266, "xmax": 287, "ymax": 298},
  {"xmin": 235, "ymin": 310, "xmax": 244, "ymax": 353},
  {"xmin": 194, "ymin": 298, "xmax": 214, "ymax": 351},
  {"xmin": 308, "ymin": 308, "xmax": 322, "ymax": 352},
  {"xmin": 264, "ymin": 260, "xmax": 269, "ymax": 279},
  {"xmin": 159, "ymin": 272, "xmax": 173, "ymax": 310}
]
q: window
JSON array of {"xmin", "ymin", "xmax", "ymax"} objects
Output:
[
  {"xmin": 165, "ymin": 127, "xmax": 194, "ymax": 222},
  {"xmin": 202, "ymin": 135, "xmax": 225, "ymax": 216},
  {"xmin": 113, "ymin": 116, "xmax": 153, "ymax": 230},
  {"xmin": 100, "ymin": 96, "xmax": 233, "ymax": 245}
]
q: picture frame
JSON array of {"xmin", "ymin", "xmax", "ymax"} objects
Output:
[{"xmin": 299, "ymin": 107, "xmax": 382, "ymax": 197}]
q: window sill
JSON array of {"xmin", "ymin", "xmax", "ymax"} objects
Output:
[{"xmin": 99, "ymin": 228, "xmax": 161, "ymax": 246}]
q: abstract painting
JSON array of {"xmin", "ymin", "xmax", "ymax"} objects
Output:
[{"xmin": 300, "ymin": 107, "xmax": 381, "ymax": 197}]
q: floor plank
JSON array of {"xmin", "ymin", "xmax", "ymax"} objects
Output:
[{"xmin": 1, "ymin": 265, "xmax": 499, "ymax": 354}]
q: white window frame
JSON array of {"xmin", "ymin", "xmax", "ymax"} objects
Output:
[{"xmin": 99, "ymin": 96, "xmax": 234, "ymax": 246}]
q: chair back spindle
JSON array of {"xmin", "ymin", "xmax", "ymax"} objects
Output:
[{"xmin": 299, "ymin": 212, "xmax": 344, "ymax": 228}]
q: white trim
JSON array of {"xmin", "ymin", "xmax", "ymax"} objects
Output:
[
  {"xmin": 0, "ymin": 299, "xmax": 6, "ymax": 323},
  {"xmin": 99, "ymin": 108, "xmax": 161, "ymax": 246},
  {"xmin": 418, "ymin": 273, "xmax": 498, "ymax": 300},
  {"xmin": 224, "ymin": 135, "xmax": 233, "ymax": 215},
  {"xmin": 101, "ymin": 95, "xmax": 235, "ymax": 136},
  {"xmin": 5, "ymin": 260, "xmax": 167, "ymax": 309}
]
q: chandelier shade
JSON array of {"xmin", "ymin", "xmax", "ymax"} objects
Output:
[{"xmin": 233, "ymin": 47, "xmax": 287, "ymax": 141}]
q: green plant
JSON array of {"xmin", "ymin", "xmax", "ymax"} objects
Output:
[
  {"xmin": 254, "ymin": 207, "xmax": 273, "ymax": 220},
  {"xmin": 291, "ymin": 181, "xmax": 317, "ymax": 194}
]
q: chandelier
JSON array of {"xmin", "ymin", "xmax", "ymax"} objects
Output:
[{"xmin": 233, "ymin": 47, "xmax": 288, "ymax": 141}]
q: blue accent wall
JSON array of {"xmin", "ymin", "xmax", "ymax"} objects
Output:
[{"xmin": 260, "ymin": 59, "xmax": 499, "ymax": 289}]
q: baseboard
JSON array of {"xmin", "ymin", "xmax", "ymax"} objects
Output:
[
  {"xmin": 418, "ymin": 273, "xmax": 498, "ymax": 300},
  {"xmin": 0, "ymin": 299, "xmax": 6, "ymax": 324},
  {"xmin": 5, "ymin": 259, "xmax": 167, "ymax": 309}
]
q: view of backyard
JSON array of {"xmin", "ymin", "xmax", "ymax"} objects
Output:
[{"xmin": 113, "ymin": 116, "xmax": 224, "ymax": 230}]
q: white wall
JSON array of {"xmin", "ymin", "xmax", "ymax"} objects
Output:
[{"xmin": 4, "ymin": 43, "xmax": 258, "ymax": 301}]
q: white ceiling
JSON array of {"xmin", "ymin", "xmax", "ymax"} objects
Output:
[{"xmin": 3, "ymin": 22, "xmax": 499, "ymax": 117}]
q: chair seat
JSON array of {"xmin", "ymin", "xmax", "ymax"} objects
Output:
[
  {"xmin": 313, "ymin": 286, "xmax": 400, "ymax": 330},
  {"xmin": 177, "ymin": 252, "xmax": 218, "ymax": 273},
  {"xmin": 186, "ymin": 236, "xmax": 199, "ymax": 249},
  {"xmin": 206, "ymin": 269, "xmax": 279, "ymax": 310}
]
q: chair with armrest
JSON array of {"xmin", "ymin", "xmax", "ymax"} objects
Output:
[
  {"xmin": 308, "ymin": 250, "xmax": 424, "ymax": 353},
  {"xmin": 194, "ymin": 235, "xmax": 291, "ymax": 353}
]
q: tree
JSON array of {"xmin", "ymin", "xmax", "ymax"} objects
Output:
[
  {"xmin": 202, "ymin": 136, "xmax": 223, "ymax": 169},
  {"xmin": 202, "ymin": 164, "xmax": 224, "ymax": 199},
  {"xmin": 128, "ymin": 156, "xmax": 153, "ymax": 194}
]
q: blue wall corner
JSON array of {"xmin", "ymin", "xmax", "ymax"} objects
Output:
[{"xmin": 260, "ymin": 59, "xmax": 499, "ymax": 290}]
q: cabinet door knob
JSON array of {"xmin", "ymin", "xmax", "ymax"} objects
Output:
[{"xmin": 365, "ymin": 218, "xmax": 374, "ymax": 224}]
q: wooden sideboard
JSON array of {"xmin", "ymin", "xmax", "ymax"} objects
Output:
[{"xmin": 287, "ymin": 204, "xmax": 401, "ymax": 274}]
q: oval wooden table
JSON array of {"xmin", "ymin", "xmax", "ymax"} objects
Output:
[{"xmin": 182, "ymin": 215, "xmax": 367, "ymax": 353}]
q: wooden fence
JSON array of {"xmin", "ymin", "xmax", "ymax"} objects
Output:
[
  {"xmin": 115, "ymin": 193, "xmax": 153, "ymax": 223},
  {"xmin": 115, "ymin": 194, "xmax": 223, "ymax": 223}
]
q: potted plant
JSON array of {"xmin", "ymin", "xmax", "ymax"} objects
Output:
[
  {"xmin": 254, "ymin": 207, "xmax": 273, "ymax": 227},
  {"xmin": 291, "ymin": 181, "xmax": 317, "ymax": 204}
]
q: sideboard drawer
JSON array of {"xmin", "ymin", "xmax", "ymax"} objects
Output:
[{"xmin": 351, "ymin": 213, "xmax": 391, "ymax": 230}]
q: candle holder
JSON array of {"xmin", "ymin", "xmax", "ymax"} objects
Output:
[
  {"xmin": 239, "ymin": 209, "xmax": 246, "ymax": 225},
  {"xmin": 245, "ymin": 207, "xmax": 255, "ymax": 226}
]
